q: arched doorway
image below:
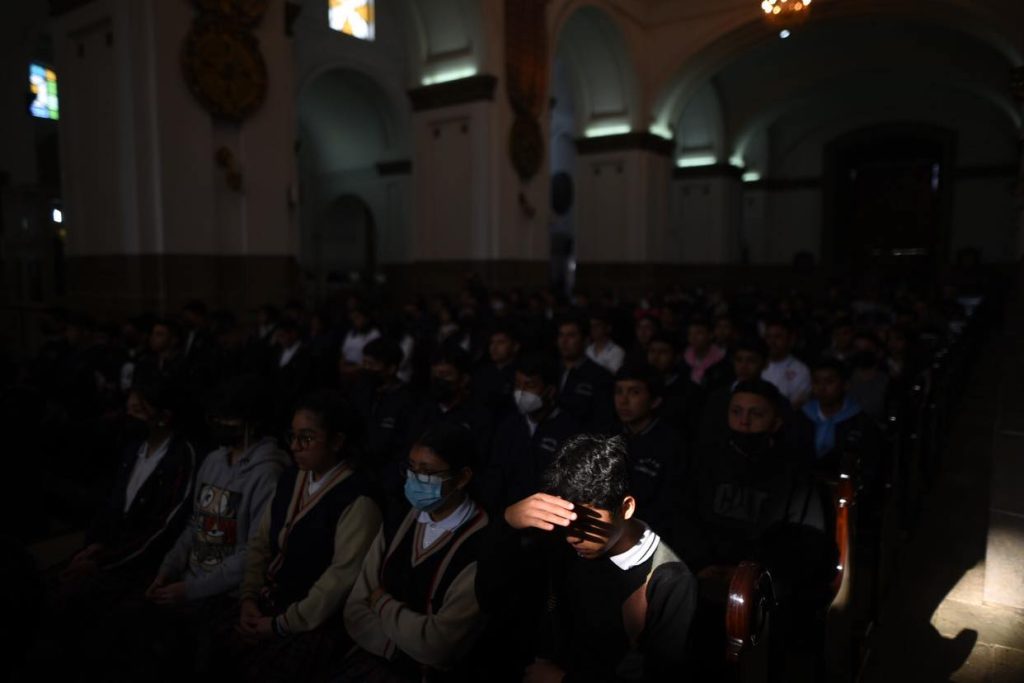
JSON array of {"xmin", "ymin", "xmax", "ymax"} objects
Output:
[
  {"xmin": 297, "ymin": 66, "xmax": 409, "ymax": 301},
  {"xmin": 549, "ymin": 4, "xmax": 638, "ymax": 291},
  {"xmin": 316, "ymin": 194, "xmax": 376, "ymax": 292}
]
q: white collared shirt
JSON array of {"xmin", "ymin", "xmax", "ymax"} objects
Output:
[
  {"xmin": 342, "ymin": 327, "xmax": 381, "ymax": 364},
  {"xmin": 609, "ymin": 523, "xmax": 660, "ymax": 571},
  {"xmin": 525, "ymin": 415, "xmax": 539, "ymax": 437},
  {"xmin": 586, "ymin": 341, "xmax": 625, "ymax": 375},
  {"xmin": 124, "ymin": 437, "xmax": 172, "ymax": 512},
  {"xmin": 307, "ymin": 461, "xmax": 346, "ymax": 497},
  {"xmin": 417, "ymin": 497, "xmax": 476, "ymax": 549},
  {"xmin": 279, "ymin": 341, "xmax": 302, "ymax": 368}
]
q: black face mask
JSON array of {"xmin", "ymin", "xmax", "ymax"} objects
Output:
[
  {"xmin": 728, "ymin": 429, "xmax": 774, "ymax": 459},
  {"xmin": 123, "ymin": 416, "xmax": 150, "ymax": 443},
  {"xmin": 430, "ymin": 378, "xmax": 457, "ymax": 404}
]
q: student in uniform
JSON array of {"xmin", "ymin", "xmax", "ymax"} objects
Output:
[
  {"xmin": 800, "ymin": 357, "xmax": 885, "ymax": 492},
  {"xmin": 483, "ymin": 353, "xmax": 582, "ymax": 513},
  {"xmin": 586, "ymin": 308, "xmax": 626, "ymax": 375},
  {"xmin": 61, "ymin": 378, "xmax": 196, "ymax": 596},
  {"xmin": 350, "ymin": 337, "xmax": 418, "ymax": 512},
  {"xmin": 407, "ymin": 345, "xmax": 494, "ymax": 470},
  {"xmin": 223, "ymin": 390, "xmax": 381, "ymax": 681},
  {"xmin": 556, "ymin": 314, "xmax": 615, "ymax": 431},
  {"xmin": 646, "ymin": 331, "xmax": 703, "ymax": 442},
  {"xmin": 487, "ymin": 434, "xmax": 697, "ymax": 682},
  {"xmin": 612, "ymin": 363, "xmax": 685, "ymax": 541},
  {"xmin": 699, "ymin": 335, "xmax": 769, "ymax": 446},
  {"xmin": 470, "ymin": 321, "xmax": 521, "ymax": 426},
  {"xmin": 342, "ymin": 424, "xmax": 490, "ymax": 681},
  {"xmin": 681, "ymin": 315, "xmax": 728, "ymax": 389},
  {"xmin": 761, "ymin": 319, "xmax": 812, "ymax": 407}
]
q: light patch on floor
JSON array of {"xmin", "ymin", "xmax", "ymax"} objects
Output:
[{"xmin": 931, "ymin": 560, "xmax": 1024, "ymax": 682}]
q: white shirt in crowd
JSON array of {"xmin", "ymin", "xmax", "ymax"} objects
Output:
[
  {"xmin": 279, "ymin": 340, "xmax": 302, "ymax": 368},
  {"xmin": 762, "ymin": 355, "xmax": 812, "ymax": 406},
  {"xmin": 342, "ymin": 327, "xmax": 382, "ymax": 365},
  {"xmin": 397, "ymin": 334, "xmax": 415, "ymax": 384},
  {"xmin": 417, "ymin": 497, "xmax": 477, "ymax": 549},
  {"xmin": 586, "ymin": 340, "xmax": 626, "ymax": 375},
  {"xmin": 124, "ymin": 436, "xmax": 172, "ymax": 512}
]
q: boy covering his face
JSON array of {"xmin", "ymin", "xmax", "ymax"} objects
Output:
[{"xmin": 482, "ymin": 434, "xmax": 696, "ymax": 682}]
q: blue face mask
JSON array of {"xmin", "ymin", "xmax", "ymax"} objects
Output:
[{"xmin": 404, "ymin": 473, "xmax": 448, "ymax": 512}]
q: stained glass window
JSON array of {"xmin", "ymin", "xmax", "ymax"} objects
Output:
[
  {"xmin": 329, "ymin": 0, "xmax": 374, "ymax": 41},
  {"xmin": 29, "ymin": 63, "xmax": 59, "ymax": 120}
]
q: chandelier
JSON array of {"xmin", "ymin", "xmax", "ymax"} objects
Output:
[{"xmin": 761, "ymin": 0, "xmax": 812, "ymax": 26}]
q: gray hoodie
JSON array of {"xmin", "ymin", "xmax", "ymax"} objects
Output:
[{"xmin": 159, "ymin": 436, "xmax": 289, "ymax": 600}]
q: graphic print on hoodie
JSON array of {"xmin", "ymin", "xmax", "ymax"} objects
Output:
[
  {"xmin": 159, "ymin": 436, "xmax": 290, "ymax": 600},
  {"xmin": 192, "ymin": 483, "xmax": 242, "ymax": 568}
]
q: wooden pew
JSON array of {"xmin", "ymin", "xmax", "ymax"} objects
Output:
[{"xmin": 722, "ymin": 472, "xmax": 858, "ymax": 682}]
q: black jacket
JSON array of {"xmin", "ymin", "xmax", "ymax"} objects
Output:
[
  {"xmin": 483, "ymin": 408, "xmax": 582, "ymax": 511},
  {"xmin": 86, "ymin": 433, "xmax": 196, "ymax": 571},
  {"xmin": 558, "ymin": 358, "xmax": 614, "ymax": 431}
]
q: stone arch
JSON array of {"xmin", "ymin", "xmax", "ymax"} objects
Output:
[
  {"xmin": 650, "ymin": 0, "xmax": 1024, "ymax": 147},
  {"xmin": 672, "ymin": 80, "xmax": 727, "ymax": 165},
  {"xmin": 401, "ymin": 0, "xmax": 485, "ymax": 84},
  {"xmin": 297, "ymin": 67, "xmax": 411, "ymax": 296},
  {"xmin": 315, "ymin": 194, "xmax": 377, "ymax": 289},
  {"xmin": 550, "ymin": 3, "xmax": 639, "ymax": 136},
  {"xmin": 298, "ymin": 66, "xmax": 408, "ymax": 172}
]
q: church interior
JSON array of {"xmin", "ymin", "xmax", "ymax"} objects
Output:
[{"xmin": 2, "ymin": 0, "xmax": 1023, "ymax": 681}]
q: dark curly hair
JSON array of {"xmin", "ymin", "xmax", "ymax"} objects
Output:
[{"xmin": 544, "ymin": 434, "xmax": 630, "ymax": 510}]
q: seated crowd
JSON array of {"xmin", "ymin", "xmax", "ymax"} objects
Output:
[{"xmin": 1, "ymin": 277, "xmax": 977, "ymax": 681}]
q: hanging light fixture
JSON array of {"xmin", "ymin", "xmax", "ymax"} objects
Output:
[{"xmin": 761, "ymin": 0, "xmax": 812, "ymax": 27}]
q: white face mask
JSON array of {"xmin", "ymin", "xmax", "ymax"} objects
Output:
[{"xmin": 514, "ymin": 389, "xmax": 544, "ymax": 416}]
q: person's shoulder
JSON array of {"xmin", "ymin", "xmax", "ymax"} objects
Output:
[
  {"xmin": 646, "ymin": 538, "xmax": 696, "ymax": 592},
  {"xmin": 549, "ymin": 405, "xmax": 581, "ymax": 427}
]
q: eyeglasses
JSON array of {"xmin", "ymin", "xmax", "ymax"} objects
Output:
[
  {"xmin": 287, "ymin": 430, "xmax": 324, "ymax": 449},
  {"xmin": 402, "ymin": 465, "xmax": 453, "ymax": 484}
]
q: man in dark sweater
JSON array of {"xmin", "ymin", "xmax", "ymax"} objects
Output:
[
  {"xmin": 677, "ymin": 379, "xmax": 826, "ymax": 572},
  {"xmin": 612, "ymin": 363, "xmax": 685, "ymax": 541},
  {"xmin": 351, "ymin": 337, "xmax": 418, "ymax": 469},
  {"xmin": 483, "ymin": 353, "xmax": 581, "ymax": 512},
  {"xmin": 646, "ymin": 331, "xmax": 703, "ymax": 442},
  {"xmin": 677, "ymin": 380, "xmax": 833, "ymax": 678},
  {"xmin": 470, "ymin": 321, "xmax": 521, "ymax": 426},
  {"xmin": 556, "ymin": 315, "xmax": 614, "ymax": 431},
  {"xmin": 488, "ymin": 434, "xmax": 697, "ymax": 682},
  {"xmin": 407, "ymin": 345, "xmax": 493, "ymax": 469}
]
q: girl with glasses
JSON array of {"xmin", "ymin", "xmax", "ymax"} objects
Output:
[
  {"xmin": 222, "ymin": 390, "xmax": 381, "ymax": 681},
  {"xmin": 340, "ymin": 423, "xmax": 489, "ymax": 682}
]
